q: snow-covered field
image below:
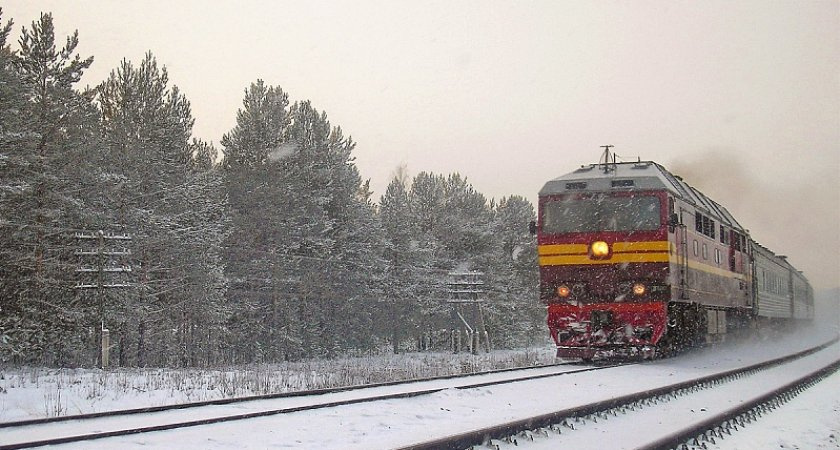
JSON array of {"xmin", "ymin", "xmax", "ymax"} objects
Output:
[
  {"xmin": 2, "ymin": 323, "xmax": 838, "ymax": 449},
  {"xmin": 0, "ymin": 347, "xmax": 556, "ymax": 422}
]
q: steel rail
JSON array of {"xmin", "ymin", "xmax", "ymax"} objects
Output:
[
  {"xmin": 0, "ymin": 362, "xmax": 632, "ymax": 450},
  {"xmin": 395, "ymin": 337, "xmax": 839, "ymax": 450}
]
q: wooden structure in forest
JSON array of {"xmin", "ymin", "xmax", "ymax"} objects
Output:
[{"xmin": 447, "ymin": 271, "xmax": 490, "ymax": 354}]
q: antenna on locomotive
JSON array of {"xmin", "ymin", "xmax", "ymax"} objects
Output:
[{"xmin": 599, "ymin": 145, "xmax": 616, "ymax": 173}]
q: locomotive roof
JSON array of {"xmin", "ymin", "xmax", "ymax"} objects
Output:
[{"xmin": 539, "ymin": 160, "xmax": 744, "ymax": 230}]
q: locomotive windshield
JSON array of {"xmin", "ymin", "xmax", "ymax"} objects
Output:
[{"xmin": 542, "ymin": 194, "xmax": 661, "ymax": 233}]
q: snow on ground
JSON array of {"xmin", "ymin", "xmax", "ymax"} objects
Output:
[
  {"xmin": 712, "ymin": 370, "xmax": 840, "ymax": 450},
  {"xmin": 11, "ymin": 322, "xmax": 835, "ymax": 449},
  {"xmin": 0, "ymin": 347, "xmax": 555, "ymax": 422},
  {"xmin": 1, "ymin": 323, "xmax": 837, "ymax": 449},
  {"xmin": 512, "ymin": 339, "xmax": 840, "ymax": 449}
]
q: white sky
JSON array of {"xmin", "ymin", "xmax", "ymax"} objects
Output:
[{"xmin": 3, "ymin": 1, "xmax": 839, "ymax": 290}]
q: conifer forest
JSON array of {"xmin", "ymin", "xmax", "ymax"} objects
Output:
[{"xmin": 0, "ymin": 11, "xmax": 543, "ymax": 367}]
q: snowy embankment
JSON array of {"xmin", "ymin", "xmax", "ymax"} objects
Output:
[
  {"xmin": 2, "ymin": 324, "xmax": 838, "ymax": 449},
  {"xmin": 0, "ymin": 347, "xmax": 555, "ymax": 422},
  {"xmin": 26, "ymin": 323, "xmax": 837, "ymax": 450}
]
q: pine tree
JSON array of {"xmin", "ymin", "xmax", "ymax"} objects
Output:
[
  {"xmin": 0, "ymin": 12, "xmax": 99, "ymax": 364},
  {"xmin": 221, "ymin": 85, "xmax": 383, "ymax": 360},
  {"xmin": 486, "ymin": 196, "xmax": 542, "ymax": 347},
  {"xmin": 402, "ymin": 172, "xmax": 462, "ymax": 344},
  {"xmin": 95, "ymin": 52, "xmax": 227, "ymax": 366},
  {"xmin": 221, "ymin": 80, "xmax": 289, "ymax": 170},
  {"xmin": 0, "ymin": 9, "xmax": 28, "ymax": 360},
  {"xmin": 0, "ymin": 9, "xmax": 22, "ymax": 135},
  {"xmin": 379, "ymin": 171, "xmax": 541, "ymax": 350},
  {"xmin": 220, "ymin": 80, "xmax": 293, "ymax": 362},
  {"xmin": 282, "ymin": 100, "xmax": 382, "ymax": 357},
  {"xmin": 379, "ymin": 175, "xmax": 419, "ymax": 352},
  {"xmin": 440, "ymin": 173, "xmax": 494, "ymax": 263}
]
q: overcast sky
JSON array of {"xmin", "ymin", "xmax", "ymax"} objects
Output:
[{"xmin": 4, "ymin": 1, "xmax": 838, "ymax": 290}]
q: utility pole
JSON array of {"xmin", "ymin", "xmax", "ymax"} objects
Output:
[
  {"xmin": 74, "ymin": 230, "xmax": 132, "ymax": 368},
  {"xmin": 447, "ymin": 271, "xmax": 490, "ymax": 354}
]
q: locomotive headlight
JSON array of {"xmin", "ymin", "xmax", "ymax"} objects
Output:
[
  {"xmin": 632, "ymin": 283, "xmax": 646, "ymax": 296},
  {"xmin": 557, "ymin": 285, "xmax": 571, "ymax": 298},
  {"xmin": 590, "ymin": 241, "xmax": 610, "ymax": 258}
]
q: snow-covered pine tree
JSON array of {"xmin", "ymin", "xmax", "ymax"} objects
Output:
[
  {"xmin": 173, "ymin": 139, "xmax": 229, "ymax": 367},
  {"xmin": 383, "ymin": 171, "xmax": 538, "ymax": 350},
  {"xmin": 440, "ymin": 173, "xmax": 494, "ymax": 263},
  {"xmin": 0, "ymin": 9, "xmax": 25, "ymax": 360},
  {"xmin": 220, "ymin": 80, "xmax": 293, "ymax": 362},
  {"xmin": 283, "ymin": 100, "xmax": 383, "ymax": 358},
  {"xmin": 485, "ymin": 195, "xmax": 542, "ymax": 348},
  {"xmin": 403, "ymin": 172, "xmax": 455, "ymax": 344},
  {"xmin": 222, "ymin": 85, "xmax": 383, "ymax": 361},
  {"xmin": 379, "ymin": 175, "xmax": 419, "ymax": 352},
  {"xmin": 0, "ymin": 12, "xmax": 99, "ymax": 364},
  {"xmin": 96, "ymin": 52, "xmax": 226, "ymax": 367}
]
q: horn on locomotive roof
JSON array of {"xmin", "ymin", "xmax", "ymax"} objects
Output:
[{"xmin": 599, "ymin": 144, "xmax": 617, "ymax": 174}]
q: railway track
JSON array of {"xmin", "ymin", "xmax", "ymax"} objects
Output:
[
  {"xmin": 398, "ymin": 338, "xmax": 840, "ymax": 450},
  {"xmin": 0, "ymin": 360, "xmax": 628, "ymax": 449}
]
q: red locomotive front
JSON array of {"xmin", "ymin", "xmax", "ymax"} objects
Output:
[
  {"xmin": 539, "ymin": 191, "xmax": 671, "ymax": 358},
  {"xmin": 536, "ymin": 163, "xmax": 675, "ymax": 359}
]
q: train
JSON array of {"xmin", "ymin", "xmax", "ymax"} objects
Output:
[{"xmin": 531, "ymin": 150, "xmax": 814, "ymax": 359}]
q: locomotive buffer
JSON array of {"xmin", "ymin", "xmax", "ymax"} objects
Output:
[{"xmin": 447, "ymin": 271, "xmax": 490, "ymax": 354}]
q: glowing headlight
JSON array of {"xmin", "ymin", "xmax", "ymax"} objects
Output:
[
  {"xmin": 632, "ymin": 283, "xmax": 646, "ymax": 296},
  {"xmin": 590, "ymin": 241, "xmax": 610, "ymax": 258},
  {"xmin": 557, "ymin": 285, "xmax": 571, "ymax": 298}
]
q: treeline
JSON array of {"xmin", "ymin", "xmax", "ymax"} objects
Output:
[{"xmin": 0, "ymin": 11, "xmax": 542, "ymax": 367}]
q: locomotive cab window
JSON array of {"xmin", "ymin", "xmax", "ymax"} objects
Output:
[{"xmin": 542, "ymin": 194, "xmax": 661, "ymax": 234}]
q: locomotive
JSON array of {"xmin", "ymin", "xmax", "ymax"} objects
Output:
[{"xmin": 532, "ymin": 149, "xmax": 814, "ymax": 359}]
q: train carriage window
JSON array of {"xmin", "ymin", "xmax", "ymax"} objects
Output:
[
  {"xmin": 702, "ymin": 243, "xmax": 708, "ymax": 260},
  {"xmin": 709, "ymin": 219, "xmax": 715, "ymax": 239},
  {"xmin": 720, "ymin": 225, "xmax": 726, "ymax": 244},
  {"xmin": 695, "ymin": 212, "xmax": 703, "ymax": 233},
  {"xmin": 693, "ymin": 240, "xmax": 699, "ymax": 256}
]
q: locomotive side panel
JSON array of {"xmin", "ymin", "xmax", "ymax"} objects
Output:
[{"xmin": 669, "ymin": 197, "xmax": 752, "ymax": 310}]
